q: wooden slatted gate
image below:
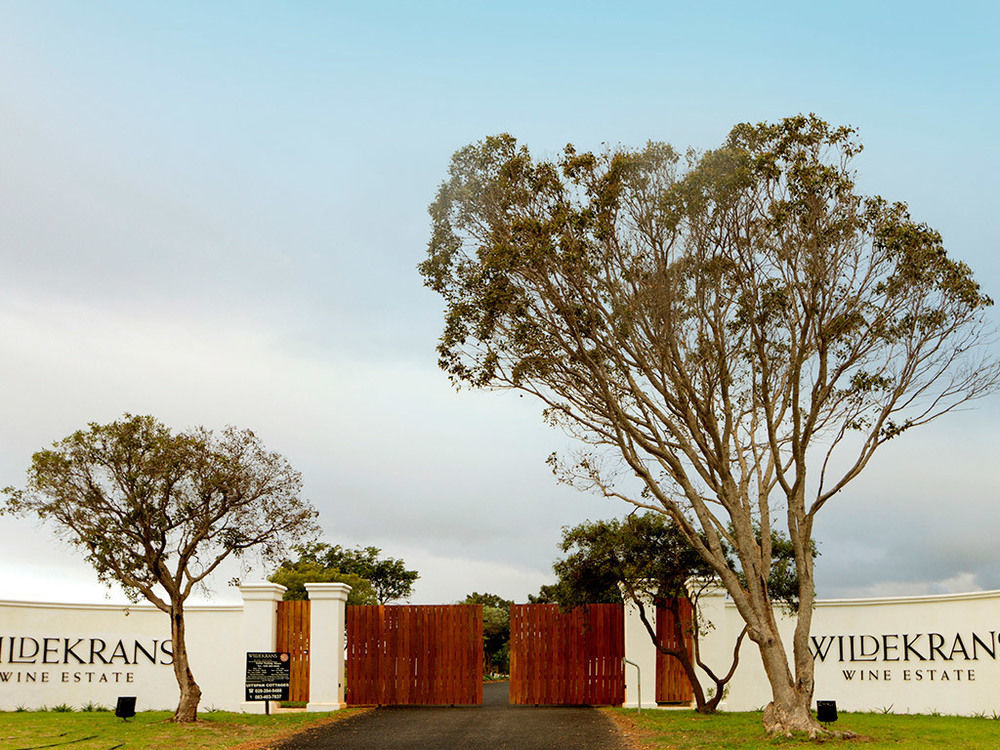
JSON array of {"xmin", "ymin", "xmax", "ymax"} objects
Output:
[
  {"xmin": 346, "ymin": 604, "xmax": 483, "ymax": 706},
  {"xmin": 656, "ymin": 598, "xmax": 694, "ymax": 704},
  {"xmin": 276, "ymin": 600, "xmax": 311, "ymax": 702},
  {"xmin": 509, "ymin": 603, "xmax": 624, "ymax": 706}
]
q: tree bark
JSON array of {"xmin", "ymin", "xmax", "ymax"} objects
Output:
[
  {"xmin": 169, "ymin": 604, "xmax": 202, "ymax": 723},
  {"xmin": 742, "ymin": 593, "xmax": 852, "ymax": 737},
  {"xmin": 753, "ymin": 632, "xmax": 819, "ymax": 736},
  {"xmin": 762, "ymin": 697, "xmax": 821, "ymax": 737}
]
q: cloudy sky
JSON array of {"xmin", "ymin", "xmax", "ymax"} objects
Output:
[{"xmin": 1, "ymin": 1, "xmax": 997, "ymax": 605}]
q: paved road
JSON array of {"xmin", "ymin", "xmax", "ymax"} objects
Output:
[{"xmin": 275, "ymin": 682, "xmax": 628, "ymax": 750}]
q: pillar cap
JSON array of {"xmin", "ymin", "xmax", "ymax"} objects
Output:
[
  {"xmin": 304, "ymin": 582, "xmax": 352, "ymax": 601},
  {"xmin": 239, "ymin": 582, "xmax": 287, "ymax": 602}
]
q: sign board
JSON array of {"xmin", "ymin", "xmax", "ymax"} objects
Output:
[{"xmin": 245, "ymin": 651, "xmax": 291, "ymax": 702}]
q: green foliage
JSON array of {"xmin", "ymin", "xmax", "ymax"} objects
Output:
[
  {"xmin": 270, "ymin": 542, "xmax": 418, "ymax": 604},
  {"xmin": 463, "ymin": 592, "xmax": 511, "ymax": 674},
  {"xmin": 463, "ymin": 591, "xmax": 511, "ymax": 610},
  {"xmin": 527, "ymin": 584, "xmax": 561, "ymax": 604},
  {"xmin": 268, "ymin": 559, "xmax": 376, "ymax": 605},
  {"xmin": 540, "ymin": 514, "xmax": 714, "ymax": 608}
]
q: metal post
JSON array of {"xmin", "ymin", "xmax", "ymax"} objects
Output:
[{"xmin": 623, "ymin": 658, "xmax": 641, "ymax": 713}]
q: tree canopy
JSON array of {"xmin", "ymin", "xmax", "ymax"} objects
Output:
[
  {"xmin": 2, "ymin": 414, "xmax": 318, "ymax": 722},
  {"xmin": 541, "ymin": 514, "xmax": 712, "ymax": 606},
  {"xmin": 420, "ymin": 114, "xmax": 1000, "ymax": 735},
  {"xmin": 536, "ymin": 514, "xmax": 806, "ymax": 712},
  {"xmin": 270, "ymin": 542, "xmax": 418, "ymax": 604},
  {"xmin": 268, "ymin": 556, "xmax": 376, "ymax": 605}
]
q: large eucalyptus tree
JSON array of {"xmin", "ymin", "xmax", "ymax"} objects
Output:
[{"xmin": 419, "ymin": 115, "xmax": 999, "ymax": 735}]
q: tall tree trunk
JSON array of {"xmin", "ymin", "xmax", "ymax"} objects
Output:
[
  {"xmin": 751, "ymin": 501, "xmax": 844, "ymax": 737},
  {"xmin": 739, "ymin": 584, "xmax": 839, "ymax": 737},
  {"xmin": 169, "ymin": 604, "xmax": 202, "ymax": 723},
  {"xmin": 755, "ymin": 631, "xmax": 820, "ymax": 736},
  {"xmin": 715, "ymin": 494, "xmax": 830, "ymax": 736}
]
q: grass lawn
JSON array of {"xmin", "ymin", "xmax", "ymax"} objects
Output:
[
  {"xmin": 606, "ymin": 708, "xmax": 1000, "ymax": 748},
  {"xmin": 0, "ymin": 707, "xmax": 367, "ymax": 750}
]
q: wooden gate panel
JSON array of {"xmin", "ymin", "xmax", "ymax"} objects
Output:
[
  {"xmin": 509, "ymin": 603, "xmax": 624, "ymax": 706},
  {"xmin": 346, "ymin": 604, "xmax": 483, "ymax": 706},
  {"xmin": 656, "ymin": 598, "xmax": 694, "ymax": 704},
  {"xmin": 276, "ymin": 600, "xmax": 310, "ymax": 702}
]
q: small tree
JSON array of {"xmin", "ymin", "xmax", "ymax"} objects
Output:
[
  {"xmin": 539, "ymin": 514, "xmax": 804, "ymax": 713},
  {"xmin": 268, "ymin": 555, "xmax": 376, "ymax": 605},
  {"xmin": 463, "ymin": 592, "xmax": 511, "ymax": 674},
  {"xmin": 2, "ymin": 415, "xmax": 319, "ymax": 722},
  {"xmin": 420, "ymin": 115, "xmax": 1000, "ymax": 735},
  {"xmin": 270, "ymin": 542, "xmax": 418, "ymax": 604}
]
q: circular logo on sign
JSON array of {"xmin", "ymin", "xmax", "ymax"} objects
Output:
[{"xmin": 280, "ymin": 652, "xmax": 290, "ymax": 662}]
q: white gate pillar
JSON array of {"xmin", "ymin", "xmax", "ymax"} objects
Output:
[
  {"xmin": 238, "ymin": 582, "xmax": 287, "ymax": 713},
  {"xmin": 304, "ymin": 582, "xmax": 352, "ymax": 712},
  {"xmin": 623, "ymin": 594, "xmax": 660, "ymax": 708}
]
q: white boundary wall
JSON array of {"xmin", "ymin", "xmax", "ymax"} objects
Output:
[
  {"xmin": 4, "ymin": 582, "xmax": 995, "ymax": 715},
  {"xmin": 0, "ymin": 582, "xmax": 350, "ymax": 713},
  {"xmin": 624, "ymin": 585, "xmax": 1000, "ymax": 715},
  {"xmin": 0, "ymin": 598, "xmax": 242, "ymax": 712}
]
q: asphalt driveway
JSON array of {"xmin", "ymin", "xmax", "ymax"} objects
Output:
[{"xmin": 275, "ymin": 681, "xmax": 628, "ymax": 750}]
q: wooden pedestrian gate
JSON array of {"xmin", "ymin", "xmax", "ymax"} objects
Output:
[
  {"xmin": 655, "ymin": 598, "xmax": 694, "ymax": 704},
  {"xmin": 509, "ymin": 603, "xmax": 624, "ymax": 705},
  {"xmin": 275, "ymin": 600, "xmax": 311, "ymax": 702},
  {"xmin": 346, "ymin": 604, "xmax": 483, "ymax": 705}
]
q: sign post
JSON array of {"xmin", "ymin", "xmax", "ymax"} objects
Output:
[{"xmin": 245, "ymin": 652, "xmax": 291, "ymax": 715}]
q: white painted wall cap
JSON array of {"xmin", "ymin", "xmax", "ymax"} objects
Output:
[
  {"xmin": 717, "ymin": 588, "xmax": 1000, "ymax": 609},
  {"xmin": 303, "ymin": 582, "xmax": 352, "ymax": 600},
  {"xmin": 238, "ymin": 582, "xmax": 287, "ymax": 601},
  {"xmin": 0, "ymin": 598, "xmax": 241, "ymax": 612}
]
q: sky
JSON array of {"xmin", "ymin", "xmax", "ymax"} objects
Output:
[{"xmin": 0, "ymin": 1, "xmax": 997, "ymax": 606}]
